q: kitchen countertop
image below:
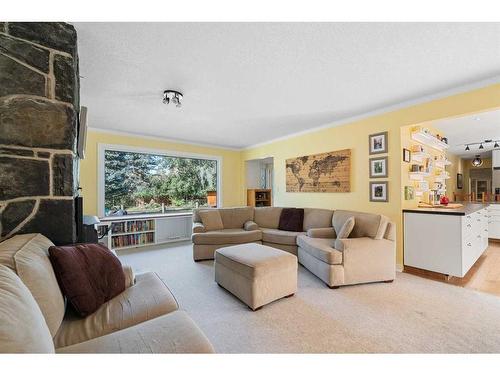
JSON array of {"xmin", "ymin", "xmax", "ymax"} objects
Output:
[{"xmin": 403, "ymin": 202, "xmax": 489, "ymax": 216}]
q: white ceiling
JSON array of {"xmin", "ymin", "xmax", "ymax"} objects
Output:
[
  {"xmin": 74, "ymin": 23, "xmax": 500, "ymax": 149},
  {"xmin": 432, "ymin": 109, "xmax": 500, "ymax": 159}
]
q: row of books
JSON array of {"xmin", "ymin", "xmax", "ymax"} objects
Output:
[
  {"xmin": 112, "ymin": 220, "xmax": 155, "ymax": 234},
  {"xmin": 112, "ymin": 233, "xmax": 155, "ymax": 248}
]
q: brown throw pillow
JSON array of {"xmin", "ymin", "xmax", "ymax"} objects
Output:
[
  {"xmin": 198, "ymin": 210, "xmax": 224, "ymax": 231},
  {"xmin": 278, "ymin": 208, "xmax": 304, "ymax": 232},
  {"xmin": 49, "ymin": 243, "xmax": 126, "ymax": 317}
]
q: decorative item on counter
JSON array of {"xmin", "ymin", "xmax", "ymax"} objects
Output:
[{"xmin": 440, "ymin": 196, "xmax": 450, "ymax": 206}]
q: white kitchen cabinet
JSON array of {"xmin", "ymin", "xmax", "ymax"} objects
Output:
[
  {"xmin": 404, "ymin": 206, "xmax": 489, "ymax": 277},
  {"xmin": 488, "ymin": 204, "xmax": 500, "ymax": 240}
]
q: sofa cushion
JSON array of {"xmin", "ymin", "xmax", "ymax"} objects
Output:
[
  {"xmin": 337, "ymin": 217, "xmax": 355, "ymax": 239},
  {"xmin": 53, "ymin": 272, "xmax": 179, "ymax": 348},
  {"xmin": 0, "ymin": 233, "xmax": 65, "ymax": 337},
  {"xmin": 254, "ymin": 207, "xmax": 283, "ymax": 229},
  {"xmin": 219, "ymin": 207, "xmax": 254, "ymax": 229},
  {"xmin": 297, "ymin": 235, "xmax": 343, "ymax": 265},
  {"xmin": 49, "ymin": 243, "xmax": 126, "ymax": 317},
  {"xmin": 215, "ymin": 243, "xmax": 297, "ymax": 279},
  {"xmin": 56, "ymin": 311, "xmax": 215, "ymax": 353},
  {"xmin": 0, "ymin": 265, "xmax": 55, "ymax": 353},
  {"xmin": 192, "ymin": 229, "xmax": 262, "ymax": 245},
  {"xmin": 332, "ymin": 210, "xmax": 388, "ymax": 239},
  {"xmin": 261, "ymin": 228, "xmax": 304, "ymax": 245},
  {"xmin": 198, "ymin": 210, "xmax": 224, "ymax": 231},
  {"xmin": 278, "ymin": 208, "xmax": 304, "ymax": 232},
  {"xmin": 303, "ymin": 208, "xmax": 334, "ymax": 231},
  {"xmin": 306, "ymin": 227, "xmax": 336, "ymax": 239}
]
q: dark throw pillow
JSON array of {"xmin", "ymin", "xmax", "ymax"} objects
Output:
[
  {"xmin": 278, "ymin": 208, "xmax": 305, "ymax": 232},
  {"xmin": 49, "ymin": 243, "xmax": 126, "ymax": 317}
]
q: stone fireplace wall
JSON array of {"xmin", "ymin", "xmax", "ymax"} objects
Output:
[{"xmin": 0, "ymin": 22, "xmax": 80, "ymax": 245}]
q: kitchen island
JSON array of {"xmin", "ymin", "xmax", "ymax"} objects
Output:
[{"xmin": 403, "ymin": 203, "xmax": 489, "ymax": 277}]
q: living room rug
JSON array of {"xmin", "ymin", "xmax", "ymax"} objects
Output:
[{"xmin": 119, "ymin": 242, "xmax": 500, "ymax": 353}]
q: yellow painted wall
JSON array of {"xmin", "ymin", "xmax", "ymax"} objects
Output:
[
  {"xmin": 242, "ymin": 83, "xmax": 500, "ymax": 267},
  {"xmin": 80, "ymin": 130, "xmax": 245, "ymax": 216},
  {"xmin": 445, "ymin": 152, "xmax": 464, "ymax": 200}
]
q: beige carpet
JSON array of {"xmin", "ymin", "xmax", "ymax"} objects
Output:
[{"xmin": 119, "ymin": 241, "xmax": 500, "ymax": 353}]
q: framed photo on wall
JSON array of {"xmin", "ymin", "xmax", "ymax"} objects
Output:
[
  {"xmin": 369, "ymin": 131, "xmax": 388, "ymax": 155},
  {"xmin": 457, "ymin": 173, "xmax": 463, "ymax": 189},
  {"xmin": 370, "ymin": 181, "xmax": 388, "ymax": 202},
  {"xmin": 402, "ymin": 148, "xmax": 411, "ymax": 163},
  {"xmin": 369, "ymin": 156, "xmax": 388, "ymax": 178}
]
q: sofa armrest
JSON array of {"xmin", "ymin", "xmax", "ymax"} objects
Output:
[
  {"xmin": 122, "ymin": 265, "xmax": 135, "ymax": 288},
  {"xmin": 335, "ymin": 237, "xmax": 396, "ymax": 281},
  {"xmin": 192, "ymin": 222, "xmax": 206, "ymax": 233},
  {"xmin": 243, "ymin": 220, "xmax": 259, "ymax": 231},
  {"xmin": 307, "ymin": 227, "xmax": 336, "ymax": 238}
]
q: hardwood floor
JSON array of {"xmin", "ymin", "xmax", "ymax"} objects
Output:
[{"xmin": 404, "ymin": 240, "xmax": 500, "ymax": 297}]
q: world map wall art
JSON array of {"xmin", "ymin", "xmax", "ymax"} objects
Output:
[{"xmin": 285, "ymin": 149, "xmax": 351, "ymax": 192}]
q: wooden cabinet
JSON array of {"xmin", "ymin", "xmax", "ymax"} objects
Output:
[{"xmin": 247, "ymin": 189, "xmax": 272, "ymax": 207}]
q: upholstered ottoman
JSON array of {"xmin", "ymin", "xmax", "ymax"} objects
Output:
[{"xmin": 214, "ymin": 243, "xmax": 297, "ymax": 310}]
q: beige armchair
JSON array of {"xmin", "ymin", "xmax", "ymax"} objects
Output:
[{"xmin": 297, "ymin": 211, "xmax": 396, "ymax": 288}]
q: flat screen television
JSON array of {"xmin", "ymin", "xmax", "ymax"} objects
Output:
[{"xmin": 77, "ymin": 106, "xmax": 88, "ymax": 159}]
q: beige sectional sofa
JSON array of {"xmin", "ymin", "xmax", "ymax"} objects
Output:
[
  {"xmin": 192, "ymin": 206, "xmax": 396, "ymax": 288},
  {"xmin": 0, "ymin": 233, "xmax": 214, "ymax": 353}
]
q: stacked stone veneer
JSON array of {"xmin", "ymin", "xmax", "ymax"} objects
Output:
[{"xmin": 0, "ymin": 22, "xmax": 80, "ymax": 245}]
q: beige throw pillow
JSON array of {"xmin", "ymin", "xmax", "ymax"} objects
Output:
[
  {"xmin": 198, "ymin": 210, "xmax": 224, "ymax": 231},
  {"xmin": 337, "ymin": 216, "xmax": 355, "ymax": 239}
]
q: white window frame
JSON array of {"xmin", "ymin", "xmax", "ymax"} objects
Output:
[{"xmin": 97, "ymin": 143, "xmax": 223, "ymax": 217}]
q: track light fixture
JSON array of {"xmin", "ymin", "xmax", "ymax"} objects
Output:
[
  {"xmin": 463, "ymin": 139, "xmax": 500, "ymax": 151},
  {"xmin": 162, "ymin": 90, "xmax": 183, "ymax": 108}
]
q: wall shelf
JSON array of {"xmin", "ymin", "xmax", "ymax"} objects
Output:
[
  {"xmin": 409, "ymin": 172, "xmax": 430, "ymax": 181},
  {"xmin": 411, "ymin": 131, "xmax": 450, "ymax": 151},
  {"xmin": 434, "ymin": 160, "xmax": 452, "ymax": 169},
  {"xmin": 97, "ymin": 214, "xmax": 192, "ymax": 250},
  {"xmin": 411, "ymin": 152, "xmax": 431, "ymax": 162}
]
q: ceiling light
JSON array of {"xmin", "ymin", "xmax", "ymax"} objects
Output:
[
  {"xmin": 495, "ymin": 142, "xmax": 499, "ymax": 148},
  {"xmin": 163, "ymin": 90, "xmax": 183, "ymax": 108},
  {"xmin": 465, "ymin": 145, "xmax": 470, "ymax": 151},
  {"xmin": 472, "ymin": 155, "xmax": 483, "ymax": 167},
  {"xmin": 479, "ymin": 143, "xmax": 484, "ymax": 149}
]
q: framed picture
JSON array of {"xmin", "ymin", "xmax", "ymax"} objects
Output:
[
  {"xmin": 369, "ymin": 156, "xmax": 388, "ymax": 178},
  {"xmin": 369, "ymin": 131, "xmax": 388, "ymax": 155},
  {"xmin": 457, "ymin": 173, "xmax": 463, "ymax": 189},
  {"xmin": 402, "ymin": 148, "xmax": 411, "ymax": 163},
  {"xmin": 370, "ymin": 181, "xmax": 388, "ymax": 202},
  {"xmin": 404, "ymin": 186, "xmax": 415, "ymax": 200}
]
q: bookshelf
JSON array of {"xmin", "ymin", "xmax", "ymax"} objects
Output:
[
  {"xmin": 97, "ymin": 213, "xmax": 192, "ymax": 251},
  {"xmin": 247, "ymin": 189, "xmax": 272, "ymax": 207}
]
